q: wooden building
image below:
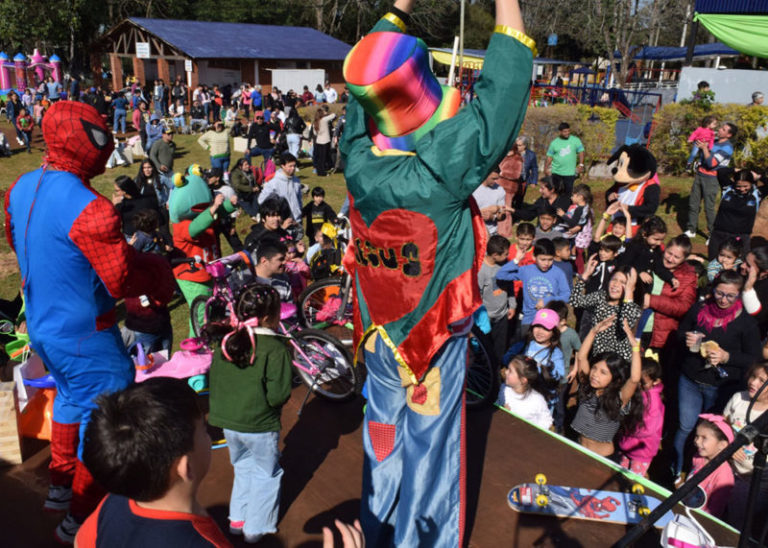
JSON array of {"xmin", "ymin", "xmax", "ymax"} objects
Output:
[{"xmin": 94, "ymin": 17, "xmax": 351, "ymax": 93}]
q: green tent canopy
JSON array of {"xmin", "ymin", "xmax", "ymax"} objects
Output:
[{"xmin": 695, "ymin": 13, "xmax": 768, "ymax": 58}]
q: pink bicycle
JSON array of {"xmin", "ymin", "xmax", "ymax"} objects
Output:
[{"xmin": 186, "ymin": 253, "xmax": 362, "ymax": 405}]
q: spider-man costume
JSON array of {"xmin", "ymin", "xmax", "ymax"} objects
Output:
[{"xmin": 4, "ymin": 101, "xmax": 157, "ymax": 530}]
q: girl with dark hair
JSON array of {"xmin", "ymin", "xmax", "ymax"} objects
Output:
[
  {"xmin": 704, "ymin": 237, "xmax": 743, "ymax": 282},
  {"xmin": 572, "ymin": 316, "xmax": 643, "ymax": 457},
  {"xmin": 230, "ymin": 157, "xmax": 260, "ymax": 218},
  {"xmin": 570, "ymin": 263, "xmax": 641, "ymax": 359},
  {"xmin": 511, "ymin": 177, "xmax": 570, "ymax": 224},
  {"xmin": 708, "ymin": 169, "xmax": 761, "ymax": 259},
  {"xmin": 507, "ymin": 308, "xmax": 565, "ymax": 430},
  {"xmin": 205, "ymin": 283, "xmax": 292, "ymax": 542},
  {"xmin": 134, "ymin": 159, "xmax": 172, "ymax": 209},
  {"xmin": 741, "ymin": 245, "xmax": 768, "ymax": 339},
  {"xmin": 672, "ymin": 270, "xmax": 762, "ymax": 482},
  {"xmin": 497, "ymin": 355, "xmax": 553, "ymax": 430},
  {"xmin": 723, "ymin": 361, "xmax": 768, "ymax": 529},
  {"xmin": 112, "ymin": 175, "xmax": 164, "ymax": 237},
  {"xmin": 686, "ymin": 416, "xmax": 734, "ymax": 517}
]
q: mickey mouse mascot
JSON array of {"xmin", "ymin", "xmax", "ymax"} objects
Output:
[
  {"xmin": 341, "ymin": 0, "xmax": 534, "ymax": 544},
  {"xmin": 605, "ymin": 144, "xmax": 660, "ymax": 235},
  {"xmin": 4, "ymin": 101, "xmax": 164, "ymax": 542}
]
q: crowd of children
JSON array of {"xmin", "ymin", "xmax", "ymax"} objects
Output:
[
  {"xmin": 477, "ymin": 165, "xmax": 768, "ymax": 530},
  {"xmin": 7, "ymin": 94, "xmax": 768, "ymax": 544}
]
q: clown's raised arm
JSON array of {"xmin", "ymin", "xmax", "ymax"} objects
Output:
[{"xmin": 342, "ymin": 0, "xmax": 534, "ymax": 201}]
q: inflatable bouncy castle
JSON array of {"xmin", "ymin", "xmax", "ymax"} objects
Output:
[{"xmin": 0, "ymin": 49, "xmax": 62, "ymax": 93}]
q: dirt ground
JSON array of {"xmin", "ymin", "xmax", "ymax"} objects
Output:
[{"xmin": 0, "ymin": 386, "xmax": 739, "ymax": 548}]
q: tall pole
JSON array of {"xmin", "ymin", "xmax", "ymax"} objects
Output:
[
  {"xmin": 680, "ymin": 1, "xmax": 692, "ymax": 48},
  {"xmin": 459, "ymin": 0, "xmax": 465, "ymax": 92}
]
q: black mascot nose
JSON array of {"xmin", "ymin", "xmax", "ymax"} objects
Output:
[{"xmin": 611, "ymin": 167, "xmax": 618, "ymax": 175}]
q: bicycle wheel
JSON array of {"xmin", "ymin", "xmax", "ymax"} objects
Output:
[
  {"xmin": 190, "ymin": 295, "xmax": 229, "ymax": 338},
  {"xmin": 190, "ymin": 295, "xmax": 209, "ymax": 338},
  {"xmin": 297, "ymin": 277, "xmax": 351, "ymax": 328},
  {"xmin": 465, "ymin": 325, "xmax": 499, "ymax": 408},
  {"xmin": 292, "ymin": 328, "xmax": 361, "ymax": 401}
]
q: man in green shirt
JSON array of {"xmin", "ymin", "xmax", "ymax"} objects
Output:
[{"xmin": 544, "ymin": 121, "xmax": 585, "ymax": 196}]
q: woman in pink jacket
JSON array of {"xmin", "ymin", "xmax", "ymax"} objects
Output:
[{"xmin": 618, "ymin": 358, "xmax": 665, "ymax": 476}]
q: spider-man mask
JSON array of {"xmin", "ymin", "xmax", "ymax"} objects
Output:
[{"xmin": 42, "ymin": 101, "xmax": 114, "ymax": 182}]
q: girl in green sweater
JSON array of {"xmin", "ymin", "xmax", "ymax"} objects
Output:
[{"xmin": 204, "ymin": 283, "xmax": 293, "ymax": 543}]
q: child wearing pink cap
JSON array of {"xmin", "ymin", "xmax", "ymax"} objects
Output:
[
  {"xmin": 688, "ymin": 414, "xmax": 735, "ymax": 518},
  {"xmin": 507, "ymin": 308, "xmax": 565, "ymax": 431}
]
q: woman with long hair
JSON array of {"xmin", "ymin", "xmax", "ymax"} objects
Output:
[{"xmin": 312, "ymin": 107, "xmax": 336, "ymax": 176}]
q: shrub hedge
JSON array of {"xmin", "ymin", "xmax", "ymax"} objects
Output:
[
  {"xmin": 518, "ymin": 104, "xmax": 619, "ymax": 168},
  {"xmin": 649, "ymin": 102, "xmax": 768, "ymax": 175}
]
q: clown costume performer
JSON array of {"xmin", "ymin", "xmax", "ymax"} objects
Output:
[
  {"xmin": 4, "ymin": 101, "xmax": 165, "ymax": 542},
  {"xmin": 340, "ymin": 0, "xmax": 534, "ymax": 545}
]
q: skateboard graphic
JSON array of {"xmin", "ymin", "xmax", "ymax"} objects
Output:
[{"xmin": 508, "ymin": 474, "xmax": 676, "ymax": 529}]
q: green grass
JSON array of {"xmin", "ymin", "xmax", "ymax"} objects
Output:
[{"xmin": 0, "ymin": 118, "xmax": 709, "ymax": 351}]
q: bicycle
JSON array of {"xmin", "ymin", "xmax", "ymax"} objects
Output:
[
  {"xmin": 184, "ymin": 253, "xmax": 362, "ymax": 408},
  {"xmin": 298, "ymin": 271, "xmax": 498, "ymax": 407}
]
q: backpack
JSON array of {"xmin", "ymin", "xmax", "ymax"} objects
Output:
[{"xmin": 309, "ymin": 246, "xmax": 342, "ymax": 280}]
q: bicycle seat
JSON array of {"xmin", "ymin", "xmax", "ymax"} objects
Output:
[{"xmin": 280, "ymin": 302, "xmax": 297, "ymax": 320}]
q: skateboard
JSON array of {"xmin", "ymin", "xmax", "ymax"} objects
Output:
[{"xmin": 508, "ymin": 474, "xmax": 676, "ymax": 529}]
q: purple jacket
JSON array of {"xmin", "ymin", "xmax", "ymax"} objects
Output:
[{"xmin": 618, "ymin": 383, "xmax": 664, "ymax": 463}]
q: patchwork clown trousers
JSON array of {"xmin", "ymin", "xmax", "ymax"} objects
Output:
[{"xmin": 361, "ymin": 333, "xmax": 467, "ymax": 547}]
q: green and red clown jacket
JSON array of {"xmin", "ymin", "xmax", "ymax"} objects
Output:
[{"xmin": 341, "ymin": 15, "xmax": 535, "ymax": 383}]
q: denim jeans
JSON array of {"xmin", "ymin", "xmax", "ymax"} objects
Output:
[
  {"xmin": 286, "ymin": 133, "xmax": 301, "ymax": 157},
  {"xmin": 223, "ymin": 429, "xmax": 282, "ymax": 537},
  {"xmin": 210, "ymin": 155, "xmax": 230, "ymax": 174},
  {"xmin": 247, "ymin": 146, "xmax": 274, "ymax": 163},
  {"xmin": 122, "ymin": 325, "xmax": 173, "ymax": 354},
  {"xmin": 673, "ymin": 374, "xmax": 719, "ymax": 474},
  {"xmin": 113, "ymin": 109, "xmax": 126, "ymax": 133}
]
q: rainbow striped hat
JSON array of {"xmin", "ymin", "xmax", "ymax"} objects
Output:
[{"xmin": 344, "ymin": 31, "xmax": 461, "ymax": 151}]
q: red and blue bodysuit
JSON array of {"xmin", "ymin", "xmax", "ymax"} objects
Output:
[{"xmin": 4, "ymin": 101, "xmax": 157, "ymax": 526}]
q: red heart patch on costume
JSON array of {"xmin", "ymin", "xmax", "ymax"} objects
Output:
[{"xmin": 349, "ymin": 207, "xmax": 437, "ymax": 326}]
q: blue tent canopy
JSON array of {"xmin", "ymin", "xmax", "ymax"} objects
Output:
[
  {"xmin": 695, "ymin": 1, "xmax": 768, "ymax": 15},
  {"xmin": 129, "ymin": 17, "xmax": 351, "ymax": 61},
  {"xmin": 614, "ymin": 42, "xmax": 739, "ymax": 61}
]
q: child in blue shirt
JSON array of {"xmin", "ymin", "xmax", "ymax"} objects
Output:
[
  {"xmin": 497, "ymin": 238, "xmax": 571, "ymax": 330},
  {"xmin": 552, "ymin": 237, "xmax": 574, "ymax": 289}
]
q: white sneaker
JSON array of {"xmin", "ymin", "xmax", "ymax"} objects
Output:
[{"xmin": 683, "ymin": 230, "xmax": 696, "ymax": 238}]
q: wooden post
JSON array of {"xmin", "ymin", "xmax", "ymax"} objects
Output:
[
  {"xmin": 0, "ymin": 382, "xmax": 23, "ymax": 466},
  {"xmin": 133, "ymin": 57, "xmax": 146, "ymax": 87},
  {"xmin": 109, "ymin": 53, "xmax": 123, "ymax": 92}
]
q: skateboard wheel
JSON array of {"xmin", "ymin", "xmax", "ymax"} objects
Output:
[
  {"xmin": 638, "ymin": 506, "xmax": 650, "ymax": 516},
  {"xmin": 631, "ymin": 484, "xmax": 645, "ymax": 495},
  {"xmin": 535, "ymin": 473, "xmax": 547, "ymax": 486},
  {"xmin": 535, "ymin": 494, "xmax": 549, "ymax": 507}
]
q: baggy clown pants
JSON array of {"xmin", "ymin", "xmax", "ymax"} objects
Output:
[{"xmin": 361, "ymin": 333, "xmax": 467, "ymax": 547}]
